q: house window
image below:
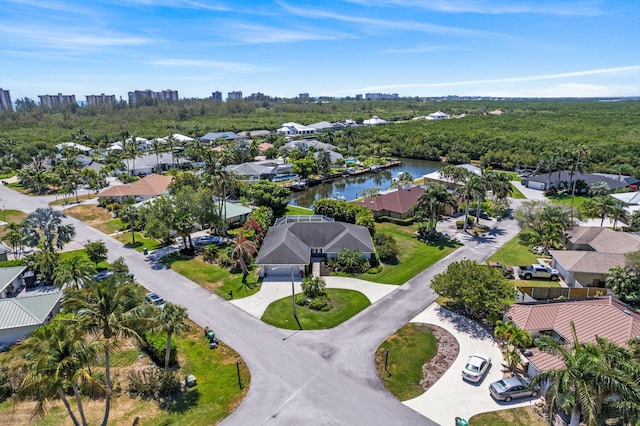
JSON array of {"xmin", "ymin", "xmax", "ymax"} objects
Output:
[{"xmin": 311, "ymin": 248, "xmax": 323, "ymax": 255}]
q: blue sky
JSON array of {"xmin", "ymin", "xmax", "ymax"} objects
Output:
[{"xmin": 1, "ymin": 0, "xmax": 639, "ymax": 101}]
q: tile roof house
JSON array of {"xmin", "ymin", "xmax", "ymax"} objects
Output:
[
  {"xmin": 0, "ymin": 292, "xmax": 62, "ymax": 344},
  {"xmin": 98, "ymin": 174, "xmax": 173, "ymax": 202},
  {"xmin": 550, "ymin": 227, "xmax": 640, "ymax": 287},
  {"xmin": 255, "ymin": 216, "xmax": 375, "ymax": 277},
  {"xmin": 505, "ymin": 297, "xmax": 640, "ymax": 375},
  {"xmin": 353, "ymin": 185, "xmax": 426, "ymax": 219}
]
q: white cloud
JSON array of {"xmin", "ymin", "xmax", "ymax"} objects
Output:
[
  {"xmin": 220, "ymin": 22, "xmax": 356, "ymax": 44},
  {"xmin": 152, "ymin": 58, "xmax": 276, "ymax": 73},
  {"xmin": 0, "ymin": 26, "xmax": 154, "ymax": 49},
  {"xmin": 340, "ymin": 0, "xmax": 605, "ymax": 16}
]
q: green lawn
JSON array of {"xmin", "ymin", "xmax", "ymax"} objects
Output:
[
  {"xmin": 261, "ymin": 289, "xmax": 371, "ymax": 330},
  {"xmin": 375, "ymin": 323, "xmax": 438, "ymax": 401},
  {"xmin": 59, "ymin": 248, "xmax": 110, "ymax": 270},
  {"xmin": 547, "ymin": 193, "xmax": 589, "ymax": 207},
  {"xmin": 285, "ymin": 205, "xmax": 314, "ymax": 216},
  {"xmin": 115, "ymin": 232, "xmax": 164, "ymax": 253},
  {"xmin": 161, "ymin": 253, "xmax": 261, "ymax": 299},
  {"xmin": 509, "ymin": 182, "xmax": 527, "ymax": 199},
  {"xmin": 514, "ymin": 279, "xmax": 562, "ymax": 288},
  {"xmin": 487, "ymin": 232, "xmax": 545, "ymax": 267},
  {"xmin": 0, "ymin": 209, "xmax": 27, "ymax": 225},
  {"xmin": 469, "ymin": 406, "xmax": 547, "ymax": 426},
  {"xmin": 357, "ymin": 222, "xmax": 460, "ymax": 285}
]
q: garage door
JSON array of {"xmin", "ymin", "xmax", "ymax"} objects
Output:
[
  {"xmin": 265, "ymin": 265, "xmax": 295, "ymax": 277},
  {"xmin": 526, "ymin": 180, "xmax": 546, "ymax": 190}
]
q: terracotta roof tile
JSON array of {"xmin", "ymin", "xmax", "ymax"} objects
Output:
[
  {"xmin": 98, "ymin": 174, "xmax": 173, "ymax": 198},
  {"xmin": 354, "ymin": 186, "xmax": 425, "ymax": 215}
]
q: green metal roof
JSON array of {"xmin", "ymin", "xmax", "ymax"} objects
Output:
[
  {"xmin": 0, "ymin": 266, "xmax": 26, "ymax": 293},
  {"xmin": 0, "ymin": 292, "xmax": 62, "ymax": 330}
]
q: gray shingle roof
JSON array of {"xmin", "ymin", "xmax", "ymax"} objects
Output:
[
  {"xmin": 0, "ymin": 292, "xmax": 62, "ymax": 331},
  {"xmin": 255, "ymin": 221, "xmax": 375, "ymax": 265}
]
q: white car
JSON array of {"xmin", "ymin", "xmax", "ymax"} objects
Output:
[
  {"xmin": 145, "ymin": 292, "xmax": 166, "ymax": 309},
  {"xmin": 462, "ymin": 353, "xmax": 491, "ymax": 382}
]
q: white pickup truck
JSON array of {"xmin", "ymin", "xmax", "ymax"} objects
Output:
[{"xmin": 518, "ymin": 264, "xmax": 560, "ymax": 281}]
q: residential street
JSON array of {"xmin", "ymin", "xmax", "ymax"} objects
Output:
[{"xmin": 1, "ymin": 184, "xmax": 522, "ymax": 425}]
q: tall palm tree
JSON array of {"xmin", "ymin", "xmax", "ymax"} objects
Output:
[
  {"xmin": 570, "ymin": 145, "xmax": 591, "ymax": 219},
  {"xmin": 411, "ymin": 183, "xmax": 451, "ymax": 236},
  {"xmin": 605, "ymin": 265, "xmax": 638, "ymax": 302},
  {"xmin": 165, "ymin": 135, "xmax": 180, "ymax": 168},
  {"xmin": 3, "ymin": 222, "xmax": 25, "ymax": 259},
  {"xmin": 122, "ymin": 136, "xmax": 141, "ymax": 175},
  {"xmin": 152, "ymin": 302, "xmax": 190, "ymax": 370},
  {"xmin": 22, "ymin": 207, "xmax": 75, "ymax": 254},
  {"xmin": 119, "ymin": 205, "xmax": 139, "ymax": 245},
  {"xmin": 532, "ymin": 322, "xmax": 640, "ymax": 426},
  {"xmin": 202, "ymin": 151, "xmax": 237, "ymax": 235},
  {"xmin": 150, "ymin": 138, "xmax": 167, "ymax": 174},
  {"xmin": 457, "ymin": 173, "xmax": 486, "ymax": 231},
  {"xmin": 608, "ymin": 200, "xmax": 627, "ymax": 230},
  {"xmin": 342, "ymin": 126, "xmax": 357, "ymax": 152},
  {"xmin": 64, "ymin": 281, "xmax": 148, "ymax": 426},
  {"xmin": 486, "ymin": 172, "xmax": 514, "ymax": 201},
  {"xmin": 53, "ymin": 256, "xmax": 97, "ymax": 290},
  {"xmin": 13, "ymin": 317, "xmax": 102, "ymax": 426},
  {"xmin": 583, "ymin": 195, "xmax": 617, "ymax": 226},
  {"xmin": 588, "ymin": 181, "xmax": 611, "ymax": 197}
]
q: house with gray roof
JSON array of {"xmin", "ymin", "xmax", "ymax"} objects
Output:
[
  {"xmin": 523, "ymin": 171, "xmax": 636, "ymax": 192},
  {"xmin": 201, "ymin": 131, "xmax": 240, "ymax": 142},
  {"xmin": 255, "ymin": 216, "xmax": 375, "ymax": 277},
  {"xmin": 281, "ymin": 139, "xmax": 337, "ymax": 153},
  {"xmin": 0, "ymin": 292, "xmax": 62, "ymax": 345},
  {"xmin": 0, "ymin": 265, "xmax": 27, "ymax": 299},
  {"xmin": 226, "ymin": 160, "xmax": 294, "ymax": 182},
  {"xmin": 549, "ymin": 226, "xmax": 640, "ymax": 287}
]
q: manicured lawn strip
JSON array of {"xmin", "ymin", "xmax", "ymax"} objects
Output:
[
  {"xmin": 357, "ymin": 222, "xmax": 460, "ymax": 285},
  {"xmin": 115, "ymin": 232, "xmax": 163, "ymax": 252},
  {"xmin": 139, "ymin": 329, "xmax": 249, "ymax": 425},
  {"xmin": 469, "ymin": 406, "xmax": 547, "ymax": 426},
  {"xmin": 261, "ymin": 289, "xmax": 371, "ymax": 330},
  {"xmin": 487, "ymin": 233, "xmax": 544, "ymax": 267},
  {"xmin": 509, "ymin": 182, "xmax": 527, "ymax": 199},
  {"xmin": 375, "ymin": 323, "xmax": 438, "ymax": 401},
  {"xmin": 161, "ymin": 254, "xmax": 260, "ymax": 299},
  {"xmin": 514, "ymin": 279, "xmax": 562, "ymax": 288},
  {"xmin": 1, "ymin": 209, "xmax": 26, "ymax": 224},
  {"xmin": 285, "ymin": 205, "xmax": 314, "ymax": 216},
  {"xmin": 547, "ymin": 194, "xmax": 589, "ymax": 207}
]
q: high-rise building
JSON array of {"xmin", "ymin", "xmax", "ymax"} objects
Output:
[
  {"xmin": 298, "ymin": 93, "xmax": 310, "ymax": 99},
  {"xmin": 0, "ymin": 88, "xmax": 12, "ymax": 111},
  {"xmin": 128, "ymin": 89, "xmax": 179, "ymax": 104},
  {"xmin": 86, "ymin": 93, "xmax": 117, "ymax": 105},
  {"xmin": 227, "ymin": 91, "xmax": 243, "ymax": 101},
  {"xmin": 38, "ymin": 93, "xmax": 77, "ymax": 107},
  {"xmin": 212, "ymin": 91, "xmax": 223, "ymax": 101}
]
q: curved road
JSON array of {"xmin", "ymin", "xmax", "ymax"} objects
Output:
[{"xmin": 2, "ymin": 185, "xmax": 521, "ymax": 425}]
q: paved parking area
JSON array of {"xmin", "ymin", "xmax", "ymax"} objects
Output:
[{"xmin": 403, "ymin": 304, "xmax": 540, "ymax": 424}]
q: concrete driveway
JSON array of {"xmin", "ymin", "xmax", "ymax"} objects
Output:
[{"xmin": 404, "ymin": 304, "xmax": 540, "ymax": 424}]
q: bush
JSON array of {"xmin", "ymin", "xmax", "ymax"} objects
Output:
[
  {"xmin": 126, "ymin": 369, "xmax": 181, "ymax": 399},
  {"xmin": 143, "ymin": 332, "xmax": 176, "ymax": 368},
  {"xmin": 374, "ymin": 233, "xmax": 399, "ymax": 263},
  {"xmin": 376, "ymin": 216, "xmax": 414, "ymax": 226},
  {"xmin": 217, "ymin": 251, "xmax": 234, "ymax": 268},
  {"xmin": 296, "ymin": 294, "xmax": 309, "ymax": 306},
  {"xmin": 202, "ymin": 244, "xmax": 219, "ymax": 262},
  {"xmin": 367, "ymin": 266, "xmax": 383, "ymax": 274},
  {"xmin": 308, "ymin": 295, "xmax": 331, "ymax": 311},
  {"xmin": 0, "ymin": 368, "xmax": 12, "ymax": 402},
  {"xmin": 0, "ymin": 259, "xmax": 26, "ymax": 268}
]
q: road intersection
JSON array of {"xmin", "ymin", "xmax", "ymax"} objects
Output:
[{"xmin": 1, "ymin": 184, "xmax": 522, "ymax": 425}]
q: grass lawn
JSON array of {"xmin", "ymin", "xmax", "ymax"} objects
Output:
[
  {"xmin": 357, "ymin": 222, "xmax": 460, "ymax": 285},
  {"xmin": 375, "ymin": 323, "xmax": 438, "ymax": 401},
  {"xmin": 469, "ymin": 406, "xmax": 547, "ymax": 426},
  {"xmin": 261, "ymin": 289, "xmax": 371, "ymax": 330},
  {"xmin": 161, "ymin": 253, "xmax": 261, "ymax": 299},
  {"xmin": 59, "ymin": 248, "xmax": 110, "ymax": 270},
  {"xmin": 547, "ymin": 193, "xmax": 589, "ymax": 208},
  {"xmin": 285, "ymin": 205, "xmax": 314, "ymax": 216},
  {"xmin": 514, "ymin": 279, "xmax": 562, "ymax": 288},
  {"xmin": 0, "ymin": 325, "xmax": 249, "ymax": 425},
  {"xmin": 509, "ymin": 182, "xmax": 527, "ymax": 199},
  {"xmin": 487, "ymin": 232, "xmax": 546, "ymax": 267},
  {"xmin": 65, "ymin": 204, "xmax": 124, "ymax": 235},
  {"xmin": 0, "ymin": 210, "xmax": 27, "ymax": 235},
  {"xmin": 115, "ymin": 232, "xmax": 164, "ymax": 253}
]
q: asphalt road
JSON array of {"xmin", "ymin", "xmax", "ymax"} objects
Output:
[{"xmin": 2, "ymin": 185, "xmax": 521, "ymax": 425}]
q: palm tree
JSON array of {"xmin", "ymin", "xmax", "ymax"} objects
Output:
[
  {"xmin": 165, "ymin": 135, "xmax": 180, "ymax": 168},
  {"xmin": 411, "ymin": 183, "xmax": 451, "ymax": 236},
  {"xmin": 13, "ymin": 317, "xmax": 101, "ymax": 426},
  {"xmin": 22, "ymin": 208, "xmax": 75, "ymax": 254},
  {"xmin": 152, "ymin": 302, "xmax": 189, "ymax": 370},
  {"xmin": 570, "ymin": 145, "xmax": 591, "ymax": 220},
  {"xmin": 608, "ymin": 201, "xmax": 627, "ymax": 230},
  {"xmin": 588, "ymin": 181, "xmax": 611, "ymax": 197},
  {"xmin": 532, "ymin": 322, "xmax": 640, "ymax": 426},
  {"xmin": 486, "ymin": 172, "xmax": 514, "ymax": 201},
  {"xmin": 457, "ymin": 173, "xmax": 486, "ymax": 231},
  {"xmin": 122, "ymin": 136, "xmax": 141, "ymax": 175},
  {"xmin": 202, "ymin": 151, "xmax": 237, "ymax": 235},
  {"xmin": 119, "ymin": 205, "xmax": 139, "ymax": 245},
  {"xmin": 3, "ymin": 222, "xmax": 25, "ymax": 259},
  {"xmin": 342, "ymin": 126, "xmax": 357, "ymax": 152},
  {"xmin": 26, "ymin": 249, "xmax": 60, "ymax": 284},
  {"xmin": 605, "ymin": 265, "xmax": 638, "ymax": 302},
  {"xmin": 231, "ymin": 235, "xmax": 258, "ymax": 283},
  {"xmin": 64, "ymin": 280, "xmax": 148, "ymax": 426},
  {"xmin": 150, "ymin": 138, "xmax": 167, "ymax": 174},
  {"xmin": 494, "ymin": 320, "xmax": 532, "ymax": 372},
  {"xmin": 583, "ymin": 195, "xmax": 617, "ymax": 226},
  {"xmin": 53, "ymin": 255, "xmax": 97, "ymax": 290},
  {"xmin": 301, "ymin": 275, "xmax": 327, "ymax": 299}
]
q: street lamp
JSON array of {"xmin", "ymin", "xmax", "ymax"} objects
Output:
[{"xmin": 236, "ymin": 361, "xmax": 243, "ymax": 389}]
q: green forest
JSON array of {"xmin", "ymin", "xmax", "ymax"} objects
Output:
[{"xmin": 1, "ymin": 98, "xmax": 639, "ymax": 176}]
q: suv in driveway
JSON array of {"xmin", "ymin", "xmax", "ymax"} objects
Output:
[{"xmin": 193, "ymin": 235, "xmax": 225, "ymax": 247}]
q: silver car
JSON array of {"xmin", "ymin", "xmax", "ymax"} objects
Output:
[{"xmin": 489, "ymin": 377, "xmax": 539, "ymax": 402}]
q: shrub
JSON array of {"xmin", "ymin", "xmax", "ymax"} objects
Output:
[
  {"xmin": 0, "ymin": 368, "xmax": 12, "ymax": 402},
  {"xmin": 301, "ymin": 275, "xmax": 327, "ymax": 299},
  {"xmin": 367, "ymin": 266, "xmax": 383, "ymax": 274},
  {"xmin": 308, "ymin": 295, "xmax": 331, "ymax": 311},
  {"xmin": 126, "ymin": 369, "xmax": 181, "ymax": 399},
  {"xmin": 374, "ymin": 233, "xmax": 399, "ymax": 263},
  {"xmin": 143, "ymin": 332, "xmax": 176, "ymax": 368},
  {"xmin": 0, "ymin": 259, "xmax": 26, "ymax": 268},
  {"xmin": 296, "ymin": 294, "xmax": 309, "ymax": 306},
  {"xmin": 202, "ymin": 244, "xmax": 219, "ymax": 262},
  {"xmin": 217, "ymin": 251, "xmax": 234, "ymax": 268},
  {"xmin": 336, "ymin": 249, "xmax": 370, "ymax": 273}
]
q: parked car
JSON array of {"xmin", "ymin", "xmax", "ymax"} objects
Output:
[
  {"xmin": 489, "ymin": 377, "xmax": 539, "ymax": 402},
  {"xmin": 93, "ymin": 270, "xmax": 113, "ymax": 281},
  {"xmin": 487, "ymin": 261, "xmax": 515, "ymax": 279},
  {"xmin": 145, "ymin": 292, "xmax": 166, "ymax": 309},
  {"xmin": 518, "ymin": 264, "xmax": 560, "ymax": 281},
  {"xmin": 469, "ymin": 209, "xmax": 490, "ymax": 219},
  {"xmin": 462, "ymin": 353, "xmax": 491, "ymax": 382},
  {"xmin": 193, "ymin": 235, "xmax": 225, "ymax": 247}
]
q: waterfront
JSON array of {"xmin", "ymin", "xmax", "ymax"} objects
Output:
[{"xmin": 289, "ymin": 157, "xmax": 443, "ymax": 209}]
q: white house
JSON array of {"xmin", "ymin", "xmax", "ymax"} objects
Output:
[
  {"xmin": 611, "ymin": 191, "xmax": 640, "ymax": 216},
  {"xmin": 363, "ymin": 116, "xmax": 389, "ymax": 125},
  {"xmin": 277, "ymin": 122, "xmax": 317, "ymax": 136},
  {"xmin": 0, "ymin": 292, "xmax": 62, "ymax": 345},
  {"xmin": 427, "ymin": 111, "xmax": 449, "ymax": 120}
]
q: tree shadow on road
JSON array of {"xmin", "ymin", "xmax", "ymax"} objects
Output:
[{"xmin": 434, "ymin": 306, "xmax": 494, "ymax": 342}]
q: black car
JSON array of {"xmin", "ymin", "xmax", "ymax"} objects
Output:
[{"xmin": 489, "ymin": 377, "xmax": 539, "ymax": 402}]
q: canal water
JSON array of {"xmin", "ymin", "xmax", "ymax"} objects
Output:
[{"xmin": 290, "ymin": 157, "xmax": 443, "ymax": 209}]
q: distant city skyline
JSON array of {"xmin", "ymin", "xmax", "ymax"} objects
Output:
[{"xmin": 1, "ymin": 0, "xmax": 639, "ymax": 101}]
